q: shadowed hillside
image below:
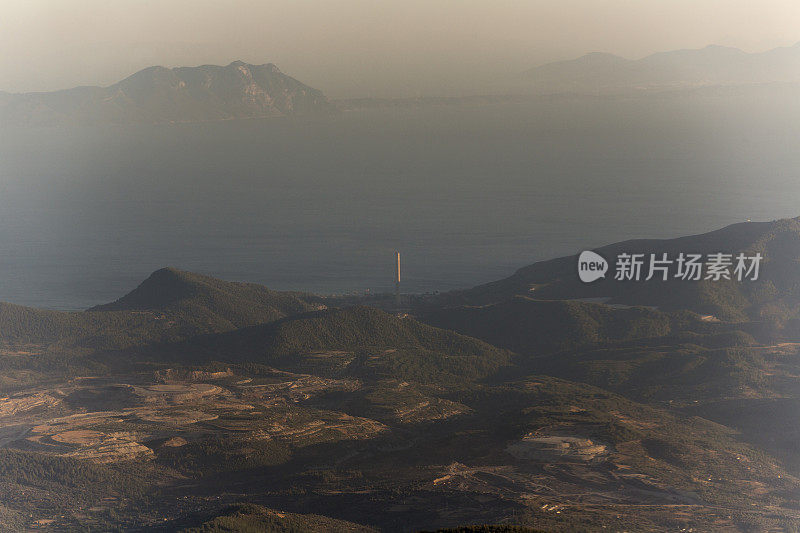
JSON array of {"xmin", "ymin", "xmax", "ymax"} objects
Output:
[
  {"xmin": 92, "ymin": 267, "xmax": 324, "ymax": 329},
  {"xmin": 147, "ymin": 306, "xmax": 513, "ymax": 383},
  {"xmin": 431, "ymin": 217, "xmax": 800, "ymax": 324},
  {"xmin": 420, "ymin": 296, "xmax": 695, "ymax": 355},
  {"xmin": 176, "ymin": 503, "xmax": 377, "ymax": 533},
  {"xmin": 0, "ymin": 268, "xmax": 323, "ymax": 353}
]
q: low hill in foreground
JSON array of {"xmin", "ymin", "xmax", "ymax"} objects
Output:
[
  {"xmin": 417, "ymin": 296, "xmax": 777, "ymax": 408},
  {"xmin": 0, "ymin": 61, "xmax": 336, "ymax": 126},
  {"xmin": 143, "ymin": 305, "xmax": 513, "ymax": 384},
  {"xmin": 176, "ymin": 503, "xmax": 376, "ymax": 533},
  {"xmin": 420, "ymin": 296, "xmax": 693, "ymax": 355}
]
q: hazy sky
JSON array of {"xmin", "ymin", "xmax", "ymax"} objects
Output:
[{"xmin": 3, "ymin": 0, "xmax": 800, "ymax": 97}]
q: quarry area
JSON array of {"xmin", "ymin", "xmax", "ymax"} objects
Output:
[{"xmin": 0, "ymin": 369, "xmax": 385, "ymax": 465}]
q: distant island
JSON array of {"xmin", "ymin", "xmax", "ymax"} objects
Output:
[
  {"xmin": 6, "ymin": 43, "xmax": 800, "ymax": 126},
  {"xmin": 0, "ymin": 61, "xmax": 336, "ymax": 126}
]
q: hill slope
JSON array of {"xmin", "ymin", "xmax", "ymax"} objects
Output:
[
  {"xmin": 432, "ymin": 217, "xmax": 800, "ymax": 324},
  {"xmin": 0, "ymin": 61, "xmax": 336, "ymax": 126},
  {"xmin": 92, "ymin": 267, "xmax": 323, "ymax": 329},
  {"xmin": 177, "ymin": 503, "xmax": 376, "ymax": 533},
  {"xmin": 147, "ymin": 306, "xmax": 513, "ymax": 383},
  {"xmin": 421, "ymin": 296, "xmax": 692, "ymax": 355},
  {"xmin": 0, "ymin": 268, "xmax": 323, "ymax": 353}
]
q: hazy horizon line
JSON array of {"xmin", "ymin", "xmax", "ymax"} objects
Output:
[{"xmin": 5, "ymin": 39, "xmax": 800, "ymax": 97}]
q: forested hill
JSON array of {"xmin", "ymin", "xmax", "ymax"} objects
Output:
[
  {"xmin": 431, "ymin": 217, "xmax": 800, "ymax": 322},
  {"xmin": 92, "ymin": 267, "xmax": 323, "ymax": 327},
  {"xmin": 0, "ymin": 267, "xmax": 324, "ymax": 352}
]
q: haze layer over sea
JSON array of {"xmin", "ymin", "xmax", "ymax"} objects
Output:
[{"xmin": 1, "ymin": 90, "xmax": 799, "ymax": 309}]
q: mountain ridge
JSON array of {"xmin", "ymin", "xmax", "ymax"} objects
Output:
[
  {"xmin": 427, "ymin": 216, "xmax": 800, "ymax": 323},
  {"xmin": 523, "ymin": 42, "xmax": 800, "ymax": 93},
  {"xmin": 0, "ymin": 61, "xmax": 336, "ymax": 126}
]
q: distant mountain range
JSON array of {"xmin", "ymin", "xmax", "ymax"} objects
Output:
[
  {"xmin": 524, "ymin": 43, "xmax": 800, "ymax": 93},
  {"xmin": 6, "ymin": 45, "xmax": 800, "ymax": 125},
  {"xmin": 0, "ymin": 61, "xmax": 336, "ymax": 126}
]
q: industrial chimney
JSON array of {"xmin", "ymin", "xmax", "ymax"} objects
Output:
[{"xmin": 395, "ymin": 251, "xmax": 401, "ymax": 308}]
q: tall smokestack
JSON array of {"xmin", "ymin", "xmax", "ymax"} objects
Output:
[
  {"xmin": 396, "ymin": 251, "xmax": 401, "ymax": 284},
  {"xmin": 395, "ymin": 251, "xmax": 401, "ymax": 309}
]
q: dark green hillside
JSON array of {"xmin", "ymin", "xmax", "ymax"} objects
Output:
[
  {"xmin": 0, "ymin": 448, "xmax": 148, "ymax": 499},
  {"xmin": 249, "ymin": 306, "xmax": 499, "ymax": 357},
  {"xmin": 151, "ymin": 306, "xmax": 513, "ymax": 383},
  {"xmin": 433, "ymin": 217, "xmax": 800, "ymax": 322},
  {"xmin": 0, "ymin": 302, "xmax": 99, "ymax": 345},
  {"xmin": 177, "ymin": 503, "xmax": 376, "ymax": 533},
  {"xmin": 418, "ymin": 296, "xmax": 775, "ymax": 402},
  {"xmin": 0, "ymin": 268, "xmax": 324, "ymax": 354},
  {"xmin": 530, "ymin": 342, "xmax": 768, "ymax": 404},
  {"xmin": 420, "ymin": 294, "xmax": 773, "ymax": 404},
  {"xmin": 420, "ymin": 296, "xmax": 692, "ymax": 355},
  {"xmin": 422, "ymin": 525, "xmax": 544, "ymax": 533},
  {"xmin": 92, "ymin": 267, "xmax": 323, "ymax": 328},
  {"xmin": 0, "ymin": 449, "xmax": 153, "ymax": 530},
  {"xmin": 0, "ymin": 301, "xmax": 177, "ymax": 352}
]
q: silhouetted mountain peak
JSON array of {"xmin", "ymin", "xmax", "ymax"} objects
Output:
[{"xmin": 94, "ymin": 268, "xmax": 210, "ymax": 311}]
